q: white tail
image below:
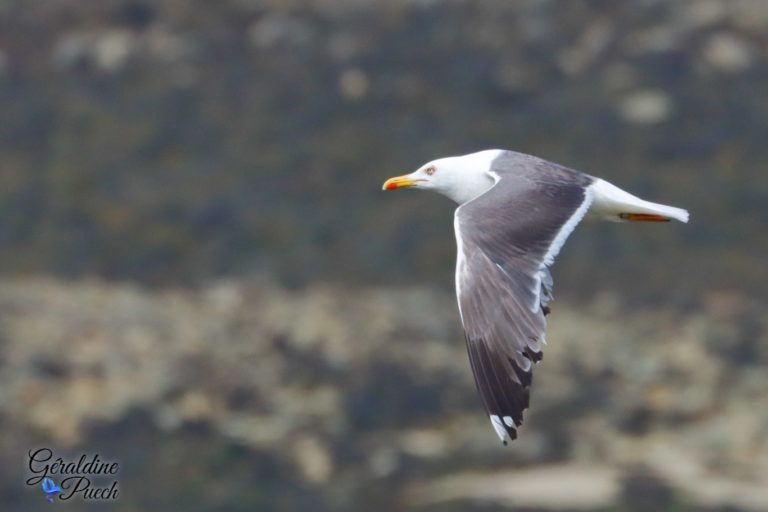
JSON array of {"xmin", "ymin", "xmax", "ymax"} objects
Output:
[{"xmin": 588, "ymin": 178, "xmax": 689, "ymax": 223}]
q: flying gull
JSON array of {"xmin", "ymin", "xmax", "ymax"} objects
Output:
[{"xmin": 382, "ymin": 149, "xmax": 688, "ymax": 445}]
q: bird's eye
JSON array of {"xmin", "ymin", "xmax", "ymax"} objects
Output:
[{"xmin": 425, "ymin": 166, "xmax": 436, "ymax": 176}]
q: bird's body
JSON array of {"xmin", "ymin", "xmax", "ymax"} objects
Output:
[{"xmin": 383, "ymin": 149, "xmax": 688, "ymax": 444}]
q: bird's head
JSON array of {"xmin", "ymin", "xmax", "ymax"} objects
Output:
[{"xmin": 382, "ymin": 150, "xmax": 500, "ymax": 204}]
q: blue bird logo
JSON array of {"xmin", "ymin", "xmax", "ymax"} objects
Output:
[{"xmin": 41, "ymin": 477, "xmax": 62, "ymax": 503}]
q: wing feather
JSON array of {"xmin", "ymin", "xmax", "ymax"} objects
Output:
[{"xmin": 455, "ymin": 153, "xmax": 594, "ymax": 443}]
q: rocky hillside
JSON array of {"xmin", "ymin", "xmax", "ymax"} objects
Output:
[
  {"xmin": 1, "ymin": 278, "xmax": 766, "ymax": 511},
  {"xmin": 0, "ymin": 0, "xmax": 766, "ymax": 297}
]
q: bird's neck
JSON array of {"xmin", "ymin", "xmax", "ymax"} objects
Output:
[{"xmin": 440, "ymin": 171, "xmax": 496, "ymax": 204}]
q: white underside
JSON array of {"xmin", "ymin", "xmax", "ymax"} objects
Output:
[{"xmin": 587, "ymin": 178, "xmax": 689, "ymax": 223}]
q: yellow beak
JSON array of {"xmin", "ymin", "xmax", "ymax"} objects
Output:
[{"xmin": 382, "ymin": 175, "xmax": 421, "ymax": 190}]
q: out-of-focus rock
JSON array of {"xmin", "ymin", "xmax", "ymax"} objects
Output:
[
  {"xmin": 338, "ymin": 68, "xmax": 369, "ymax": 101},
  {"xmin": 53, "ymin": 29, "xmax": 137, "ymax": 72},
  {"xmin": 247, "ymin": 12, "xmax": 315, "ymax": 49},
  {"xmin": 1, "ymin": 278, "xmax": 767, "ymax": 510},
  {"xmin": 407, "ymin": 464, "xmax": 622, "ymax": 510},
  {"xmin": 292, "ymin": 436, "xmax": 334, "ymax": 484},
  {"xmin": 703, "ymin": 32, "xmax": 753, "ymax": 73},
  {"xmin": 618, "ymin": 89, "xmax": 673, "ymax": 125},
  {"xmin": 681, "ymin": 0, "xmax": 727, "ymax": 29},
  {"xmin": 557, "ymin": 21, "xmax": 613, "ymax": 76}
]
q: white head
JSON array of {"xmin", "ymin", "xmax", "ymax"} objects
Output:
[{"xmin": 382, "ymin": 149, "xmax": 501, "ymax": 204}]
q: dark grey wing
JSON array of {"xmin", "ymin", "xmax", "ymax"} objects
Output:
[{"xmin": 455, "ymin": 155, "xmax": 594, "ymax": 444}]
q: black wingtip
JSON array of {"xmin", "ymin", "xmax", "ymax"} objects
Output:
[{"xmin": 502, "ymin": 440, "xmax": 508, "ymax": 446}]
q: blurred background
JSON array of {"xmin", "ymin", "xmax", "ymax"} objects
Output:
[{"xmin": 1, "ymin": 0, "xmax": 767, "ymax": 510}]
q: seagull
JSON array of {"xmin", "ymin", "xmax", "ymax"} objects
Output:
[{"xmin": 382, "ymin": 149, "xmax": 688, "ymax": 445}]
